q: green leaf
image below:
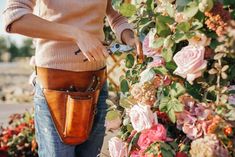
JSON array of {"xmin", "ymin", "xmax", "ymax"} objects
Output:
[
  {"xmin": 160, "ymin": 143, "xmax": 175, "ymax": 157},
  {"xmin": 119, "ymin": 3, "xmax": 137, "ymax": 17},
  {"xmin": 160, "ymin": 97, "xmax": 183, "ymax": 123},
  {"xmin": 176, "ymin": 0, "xmax": 191, "ymax": 11},
  {"xmin": 153, "ymin": 66, "xmax": 168, "ymax": 75},
  {"xmin": 173, "ymin": 31, "xmax": 187, "ymax": 43},
  {"xmin": 128, "ymin": 132, "xmax": 141, "ymax": 153},
  {"xmin": 157, "ymin": 15, "xmax": 175, "ymax": 25},
  {"xmin": 183, "ymin": 1, "xmax": 199, "ymax": 18},
  {"xmin": 191, "ymin": 19, "xmax": 204, "ymax": 30},
  {"xmin": 166, "ymin": 2, "xmax": 175, "ymax": 17},
  {"xmin": 162, "ymin": 48, "xmax": 173, "ymax": 62},
  {"xmin": 170, "ymin": 82, "xmax": 186, "ymax": 98},
  {"xmin": 168, "ymin": 109, "xmax": 176, "ymax": 123},
  {"xmin": 150, "ymin": 37, "xmax": 164, "ymax": 49},
  {"xmin": 185, "ymin": 81, "xmax": 203, "ymax": 101},
  {"xmin": 166, "ymin": 61, "xmax": 177, "ymax": 72},
  {"xmin": 176, "ymin": 22, "xmax": 191, "ymax": 32},
  {"xmin": 106, "ymin": 110, "xmax": 121, "ymax": 121},
  {"xmin": 156, "ymin": 17, "xmax": 172, "ymax": 37},
  {"xmin": 120, "ymin": 79, "xmax": 129, "ymax": 93},
  {"xmin": 140, "ymin": 68, "xmax": 156, "ymax": 84},
  {"xmin": 146, "ymin": 0, "xmax": 154, "ymax": 13},
  {"xmin": 126, "ymin": 54, "xmax": 135, "ymax": 68},
  {"xmin": 119, "ymin": 97, "xmax": 136, "ymax": 108},
  {"xmin": 210, "ymin": 39, "xmax": 221, "ymax": 49},
  {"xmin": 126, "ymin": 124, "xmax": 134, "ymax": 132},
  {"xmin": 163, "ymin": 36, "xmax": 174, "ymax": 48},
  {"xmin": 159, "ymin": 97, "xmax": 170, "ymax": 111}
]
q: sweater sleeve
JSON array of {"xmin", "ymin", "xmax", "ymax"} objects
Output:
[
  {"xmin": 106, "ymin": 3, "xmax": 133, "ymax": 42},
  {"xmin": 2, "ymin": 0, "xmax": 36, "ymax": 32}
]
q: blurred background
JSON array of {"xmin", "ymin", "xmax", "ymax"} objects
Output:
[
  {"xmin": 0, "ymin": 0, "xmax": 125, "ymax": 156},
  {"xmin": 0, "ymin": 0, "xmax": 35, "ymax": 127}
]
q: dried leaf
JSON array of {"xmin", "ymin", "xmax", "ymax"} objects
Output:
[
  {"xmin": 214, "ymin": 53, "xmax": 224, "ymax": 60},
  {"xmin": 208, "ymin": 68, "xmax": 218, "ymax": 74},
  {"xmin": 221, "ymin": 72, "xmax": 228, "ymax": 79},
  {"xmin": 222, "ymin": 65, "xmax": 229, "ymax": 72}
]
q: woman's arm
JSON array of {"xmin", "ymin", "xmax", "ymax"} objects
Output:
[
  {"xmin": 3, "ymin": 0, "xmax": 108, "ymax": 61},
  {"xmin": 106, "ymin": 0, "xmax": 142, "ymax": 55}
]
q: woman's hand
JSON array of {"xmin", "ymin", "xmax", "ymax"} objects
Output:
[
  {"xmin": 74, "ymin": 29, "xmax": 109, "ymax": 62},
  {"xmin": 121, "ymin": 29, "xmax": 144, "ymax": 61}
]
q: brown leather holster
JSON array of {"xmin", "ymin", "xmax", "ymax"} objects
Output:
[{"xmin": 35, "ymin": 66, "xmax": 107, "ymax": 145}]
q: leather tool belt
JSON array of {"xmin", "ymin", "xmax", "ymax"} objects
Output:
[{"xmin": 35, "ymin": 66, "xmax": 107, "ymax": 145}]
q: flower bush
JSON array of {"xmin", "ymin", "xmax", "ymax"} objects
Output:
[
  {"xmin": 107, "ymin": 0, "xmax": 235, "ymax": 156},
  {"xmin": 0, "ymin": 111, "xmax": 37, "ymax": 157}
]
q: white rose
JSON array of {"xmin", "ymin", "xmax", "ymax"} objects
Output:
[{"xmin": 129, "ymin": 104, "xmax": 157, "ymax": 132}]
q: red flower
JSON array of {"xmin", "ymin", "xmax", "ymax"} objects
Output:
[{"xmin": 175, "ymin": 152, "xmax": 188, "ymax": 157}]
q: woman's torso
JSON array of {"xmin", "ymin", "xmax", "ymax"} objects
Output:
[{"xmin": 35, "ymin": 0, "xmax": 108, "ymax": 71}]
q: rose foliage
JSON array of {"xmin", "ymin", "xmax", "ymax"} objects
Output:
[{"xmin": 107, "ymin": 0, "xmax": 235, "ymax": 157}]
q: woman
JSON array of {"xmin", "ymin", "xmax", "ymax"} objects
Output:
[{"xmin": 2, "ymin": 0, "xmax": 140, "ymax": 156}]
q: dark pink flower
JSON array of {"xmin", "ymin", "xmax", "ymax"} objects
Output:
[{"xmin": 137, "ymin": 124, "xmax": 167, "ymax": 150}]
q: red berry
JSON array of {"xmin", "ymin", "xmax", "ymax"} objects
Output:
[{"xmin": 224, "ymin": 127, "xmax": 233, "ymax": 136}]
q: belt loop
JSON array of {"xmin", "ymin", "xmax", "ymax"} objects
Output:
[{"xmin": 35, "ymin": 66, "xmax": 37, "ymax": 75}]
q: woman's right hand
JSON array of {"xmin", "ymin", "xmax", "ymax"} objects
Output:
[{"xmin": 74, "ymin": 29, "xmax": 109, "ymax": 62}]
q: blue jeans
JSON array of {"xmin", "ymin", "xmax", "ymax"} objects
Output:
[{"xmin": 33, "ymin": 81, "xmax": 108, "ymax": 157}]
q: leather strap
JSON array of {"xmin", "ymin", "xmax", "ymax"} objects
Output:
[{"xmin": 35, "ymin": 66, "xmax": 107, "ymax": 91}]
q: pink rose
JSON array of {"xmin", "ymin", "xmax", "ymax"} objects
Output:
[
  {"xmin": 194, "ymin": 105, "xmax": 211, "ymax": 120},
  {"xmin": 130, "ymin": 150, "xmax": 140, "ymax": 157},
  {"xmin": 148, "ymin": 56, "xmax": 165, "ymax": 68},
  {"xmin": 182, "ymin": 123, "xmax": 203, "ymax": 140},
  {"xmin": 173, "ymin": 45, "xmax": 207, "ymax": 84},
  {"xmin": 109, "ymin": 137, "xmax": 128, "ymax": 157},
  {"xmin": 176, "ymin": 111, "xmax": 197, "ymax": 130},
  {"xmin": 143, "ymin": 33, "xmax": 162, "ymax": 57},
  {"xmin": 129, "ymin": 105, "xmax": 157, "ymax": 132},
  {"xmin": 137, "ymin": 124, "xmax": 167, "ymax": 150}
]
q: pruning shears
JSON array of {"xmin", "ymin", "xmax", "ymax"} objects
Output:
[
  {"xmin": 79, "ymin": 43, "xmax": 133, "ymax": 62},
  {"xmin": 108, "ymin": 43, "xmax": 133, "ymax": 54}
]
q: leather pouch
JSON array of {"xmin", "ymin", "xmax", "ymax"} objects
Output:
[{"xmin": 43, "ymin": 88, "xmax": 100, "ymax": 145}]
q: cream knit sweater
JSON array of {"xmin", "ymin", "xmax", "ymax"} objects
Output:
[{"xmin": 3, "ymin": 0, "xmax": 132, "ymax": 71}]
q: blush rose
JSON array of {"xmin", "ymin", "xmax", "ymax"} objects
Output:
[{"xmin": 173, "ymin": 45, "xmax": 207, "ymax": 84}]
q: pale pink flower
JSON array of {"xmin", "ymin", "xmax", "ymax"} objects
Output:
[
  {"xmin": 130, "ymin": 84, "xmax": 143, "ymax": 100},
  {"xmin": 147, "ymin": 56, "xmax": 165, "ymax": 68},
  {"xmin": 190, "ymin": 134, "xmax": 229, "ymax": 157},
  {"xmin": 188, "ymin": 32, "xmax": 211, "ymax": 47},
  {"xmin": 194, "ymin": 105, "xmax": 211, "ymax": 120},
  {"xmin": 175, "ymin": 12, "xmax": 189, "ymax": 23},
  {"xmin": 129, "ymin": 104, "xmax": 157, "ymax": 132},
  {"xmin": 173, "ymin": 45, "xmax": 207, "ymax": 84},
  {"xmin": 143, "ymin": 33, "xmax": 162, "ymax": 57},
  {"xmin": 176, "ymin": 111, "xmax": 197, "ymax": 129},
  {"xmin": 105, "ymin": 116, "xmax": 122, "ymax": 130},
  {"xmin": 109, "ymin": 137, "xmax": 128, "ymax": 157},
  {"xmin": 182, "ymin": 123, "xmax": 203, "ymax": 140}
]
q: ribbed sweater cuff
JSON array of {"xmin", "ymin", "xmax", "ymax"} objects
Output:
[
  {"xmin": 115, "ymin": 22, "xmax": 134, "ymax": 43},
  {"xmin": 3, "ymin": 8, "xmax": 32, "ymax": 32}
]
